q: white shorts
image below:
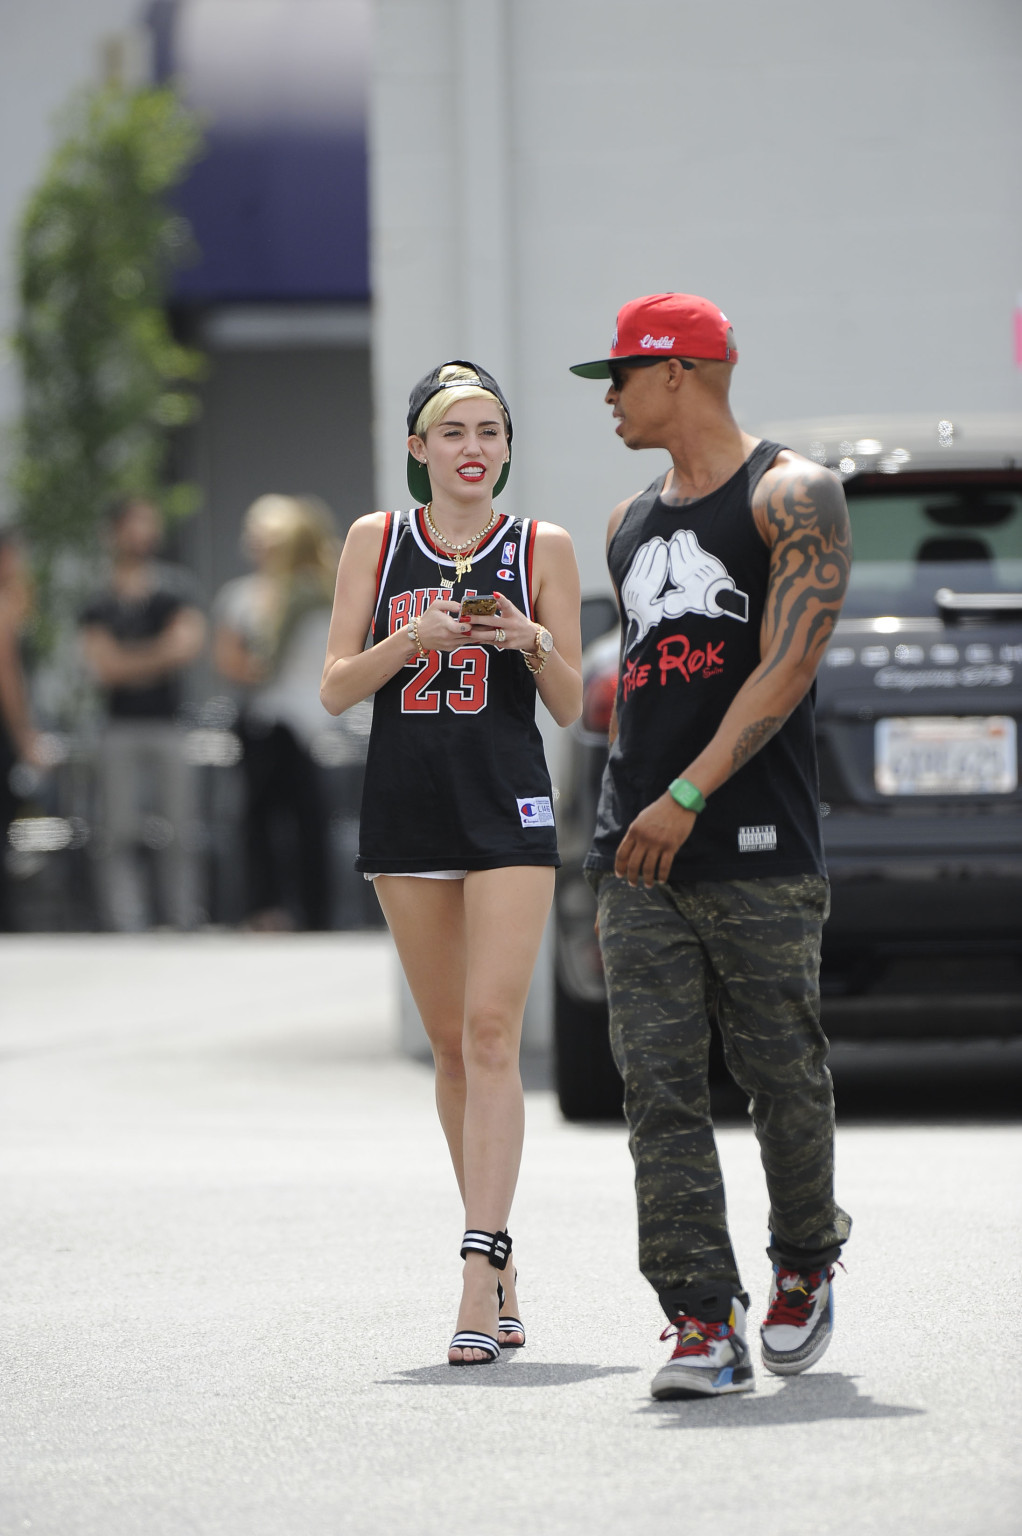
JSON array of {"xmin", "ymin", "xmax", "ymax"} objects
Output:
[{"xmin": 363, "ymin": 869, "xmax": 468, "ymax": 882}]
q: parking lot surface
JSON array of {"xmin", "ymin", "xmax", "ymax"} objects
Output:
[{"xmin": 2, "ymin": 935, "xmax": 1020, "ymax": 1536}]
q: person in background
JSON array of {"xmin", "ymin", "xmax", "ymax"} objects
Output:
[
  {"xmin": 79, "ymin": 496, "xmax": 206, "ymax": 931},
  {"xmin": 212, "ymin": 495, "xmax": 338, "ymax": 931},
  {"xmin": 0, "ymin": 529, "xmax": 45, "ymax": 930}
]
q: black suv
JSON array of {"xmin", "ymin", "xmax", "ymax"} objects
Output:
[{"xmin": 552, "ymin": 415, "xmax": 1022, "ymax": 1119}]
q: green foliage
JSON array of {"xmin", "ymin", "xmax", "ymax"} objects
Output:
[{"xmin": 13, "ymin": 84, "xmax": 206, "ymax": 622}]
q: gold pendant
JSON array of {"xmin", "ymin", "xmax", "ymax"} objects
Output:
[
  {"xmin": 440, "ymin": 577, "xmax": 454, "ymax": 591},
  {"xmin": 454, "ymin": 554, "xmax": 472, "ymax": 581}
]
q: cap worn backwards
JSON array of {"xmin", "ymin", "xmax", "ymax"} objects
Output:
[{"xmin": 406, "ymin": 360, "xmax": 513, "ymax": 503}]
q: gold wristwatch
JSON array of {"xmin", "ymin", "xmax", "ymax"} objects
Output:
[{"xmin": 524, "ymin": 625, "xmax": 553, "ymax": 675}]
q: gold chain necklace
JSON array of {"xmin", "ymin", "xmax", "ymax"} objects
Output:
[{"xmin": 424, "ymin": 502, "xmax": 499, "ymax": 584}]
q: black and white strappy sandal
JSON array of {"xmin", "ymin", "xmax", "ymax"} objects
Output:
[
  {"xmin": 497, "ymin": 1272, "xmax": 526, "ymax": 1349},
  {"xmin": 448, "ymin": 1228, "xmax": 512, "ymax": 1367}
]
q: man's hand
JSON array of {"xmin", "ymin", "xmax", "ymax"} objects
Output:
[
  {"xmin": 614, "ymin": 792, "xmax": 696, "ymax": 887},
  {"xmin": 662, "ymin": 528, "xmax": 746, "ymax": 621},
  {"xmin": 621, "ymin": 536, "xmax": 668, "ymax": 651}
]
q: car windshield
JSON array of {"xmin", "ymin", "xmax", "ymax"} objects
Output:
[{"xmin": 843, "ymin": 470, "xmax": 1022, "ymax": 618}]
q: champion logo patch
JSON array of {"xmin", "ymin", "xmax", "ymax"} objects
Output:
[
  {"xmin": 738, "ymin": 825, "xmax": 777, "ymax": 853},
  {"xmin": 517, "ymin": 796, "xmax": 555, "ymax": 828},
  {"xmin": 501, "ymin": 541, "xmax": 517, "ymax": 564},
  {"xmin": 496, "ymin": 568, "xmax": 515, "ymax": 582}
]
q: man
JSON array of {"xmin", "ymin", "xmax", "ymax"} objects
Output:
[
  {"xmin": 571, "ymin": 293, "xmax": 852, "ymax": 1400},
  {"xmin": 79, "ymin": 496, "xmax": 206, "ymax": 931}
]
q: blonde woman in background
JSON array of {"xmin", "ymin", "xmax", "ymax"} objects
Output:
[{"xmin": 213, "ymin": 494, "xmax": 339, "ymax": 930}]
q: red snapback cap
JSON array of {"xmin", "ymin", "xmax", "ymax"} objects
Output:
[{"xmin": 570, "ymin": 293, "xmax": 737, "ymax": 378}]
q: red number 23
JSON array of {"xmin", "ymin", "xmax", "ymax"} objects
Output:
[{"xmin": 400, "ymin": 647, "xmax": 488, "ymax": 715}]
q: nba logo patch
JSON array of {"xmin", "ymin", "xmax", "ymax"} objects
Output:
[
  {"xmin": 496, "ymin": 568, "xmax": 515, "ymax": 581},
  {"xmin": 517, "ymin": 796, "xmax": 555, "ymax": 828},
  {"xmin": 501, "ymin": 541, "xmax": 517, "ymax": 564}
]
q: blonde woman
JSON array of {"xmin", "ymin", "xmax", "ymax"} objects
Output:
[
  {"xmin": 214, "ymin": 495, "xmax": 339, "ymax": 930},
  {"xmin": 321, "ymin": 362, "xmax": 583, "ymax": 1364}
]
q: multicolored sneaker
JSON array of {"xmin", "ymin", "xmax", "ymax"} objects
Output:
[
  {"xmin": 650, "ymin": 1299, "xmax": 755, "ymax": 1399},
  {"xmin": 760, "ymin": 1265, "xmax": 835, "ymax": 1376}
]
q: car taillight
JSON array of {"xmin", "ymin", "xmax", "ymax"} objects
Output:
[{"xmin": 582, "ymin": 666, "xmax": 618, "ymax": 733}]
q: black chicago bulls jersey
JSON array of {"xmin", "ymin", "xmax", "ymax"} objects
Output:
[
  {"xmin": 587, "ymin": 439, "xmax": 826, "ymax": 881},
  {"xmin": 356, "ymin": 508, "xmax": 559, "ymax": 872}
]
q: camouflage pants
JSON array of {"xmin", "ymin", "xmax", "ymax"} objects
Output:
[{"xmin": 593, "ymin": 871, "xmax": 851, "ymax": 1320}]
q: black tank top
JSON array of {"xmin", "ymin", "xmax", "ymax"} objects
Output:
[
  {"xmin": 586, "ymin": 440, "xmax": 825, "ymax": 882},
  {"xmin": 356, "ymin": 508, "xmax": 560, "ymax": 872}
]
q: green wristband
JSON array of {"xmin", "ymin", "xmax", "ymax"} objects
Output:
[{"xmin": 668, "ymin": 777, "xmax": 706, "ymax": 814}]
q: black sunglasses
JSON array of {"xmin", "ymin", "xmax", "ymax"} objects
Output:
[{"xmin": 608, "ymin": 357, "xmax": 696, "ymax": 391}]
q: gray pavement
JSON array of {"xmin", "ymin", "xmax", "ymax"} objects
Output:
[{"xmin": 2, "ymin": 934, "xmax": 1020, "ymax": 1536}]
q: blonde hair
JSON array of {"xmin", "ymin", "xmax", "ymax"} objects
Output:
[
  {"xmin": 243, "ymin": 494, "xmax": 338, "ymax": 585},
  {"xmin": 414, "ymin": 364, "xmax": 508, "ymax": 438}
]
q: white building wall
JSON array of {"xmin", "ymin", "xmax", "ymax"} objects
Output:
[
  {"xmin": 0, "ymin": 0, "xmax": 149, "ymax": 521},
  {"xmin": 371, "ymin": 0, "xmax": 1022, "ymax": 594}
]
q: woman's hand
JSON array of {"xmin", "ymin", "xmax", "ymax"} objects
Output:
[
  {"xmin": 463, "ymin": 592, "xmax": 537, "ymax": 653},
  {"xmin": 414, "ymin": 599, "xmax": 473, "ymax": 653}
]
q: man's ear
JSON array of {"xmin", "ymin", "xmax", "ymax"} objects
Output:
[{"xmin": 664, "ymin": 358, "xmax": 689, "ymax": 390}]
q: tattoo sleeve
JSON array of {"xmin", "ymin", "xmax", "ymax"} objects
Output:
[
  {"xmin": 758, "ymin": 469, "xmax": 852, "ymax": 683},
  {"xmin": 731, "ymin": 715, "xmax": 784, "ymax": 773}
]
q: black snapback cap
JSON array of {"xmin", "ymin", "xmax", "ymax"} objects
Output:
[{"xmin": 405, "ymin": 360, "xmax": 513, "ymax": 503}]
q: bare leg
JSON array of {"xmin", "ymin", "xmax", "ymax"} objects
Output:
[
  {"xmin": 451, "ymin": 865, "xmax": 554, "ymax": 1360},
  {"xmin": 373, "ymin": 876, "xmax": 468, "ymax": 1195},
  {"xmin": 375, "ymin": 867, "xmax": 553, "ymax": 1361}
]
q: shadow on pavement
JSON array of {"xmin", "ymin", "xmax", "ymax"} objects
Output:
[
  {"xmin": 638, "ymin": 1372, "xmax": 925, "ymax": 1426},
  {"xmin": 379, "ymin": 1362, "xmax": 640, "ymax": 1388}
]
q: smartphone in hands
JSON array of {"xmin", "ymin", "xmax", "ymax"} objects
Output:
[{"xmin": 459, "ymin": 596, "xmax": 499, "ymax": 618}]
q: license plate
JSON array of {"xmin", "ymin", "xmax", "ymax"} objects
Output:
[{"xmin": 875, "ymin": 716, "xmax": 1018, "ymax": 795}]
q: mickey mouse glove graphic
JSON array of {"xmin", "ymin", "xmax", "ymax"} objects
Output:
[
  {"xmin": 661, "ymin": 528, "xmax": 749, "ymax": 623},
  {"xmin": 621, "ymin": 536, "xmax": 670, "ymax": 650}
]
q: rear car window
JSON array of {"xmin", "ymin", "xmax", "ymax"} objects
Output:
[{"xmin": 843, "ymin": 470, "xmax": 1022, "ymax": 617}]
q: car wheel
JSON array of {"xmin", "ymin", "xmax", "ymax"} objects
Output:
[{"xmin": 553, "ymin": 977, "xmax": 624, "ymax": 1122}]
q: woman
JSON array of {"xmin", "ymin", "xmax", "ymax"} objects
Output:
[
  {"xmin": 321, "ymin": 361, "xmax": 582, "ymax": 1364},
  {"xmin": 214, "ymin": 494, "xmax": 339, "ymax": 930}
]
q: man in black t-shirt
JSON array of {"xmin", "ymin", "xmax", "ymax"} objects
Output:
[
  {"xmin": 79, "ymin": 497, "xmax": 206, "ymax": 930},
  {"xmin": 572, "ymin": 294, "xmax": 852, "ymax": 1401}
]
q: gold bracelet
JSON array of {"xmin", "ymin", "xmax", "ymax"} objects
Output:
[
  {"xmin": 409, "ymin": 616, "xmax": 428, "ymax": 659},
  {"xmin": 522, "ymin": 649, "xmax": 548, "ymax": 676}
]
